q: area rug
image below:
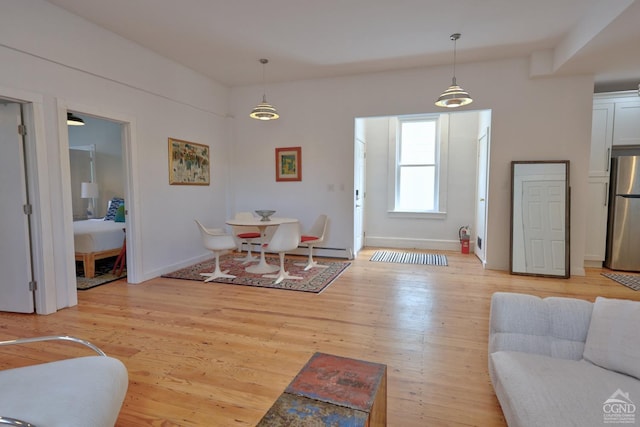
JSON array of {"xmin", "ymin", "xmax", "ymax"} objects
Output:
[
  {"xmin": 162, "ymin": 254, "xmax": 350, "ymax": 293},
  {"xmin": 369, "ymin": 250, "xmax": 448, "ymax": 266},
  {"xmin": 602, "ymin": 273, "xmax": 640, "ymax": 291},
  {"xmin": 76, "ymin": 256, "xmax": 126, "ymax": 291}
]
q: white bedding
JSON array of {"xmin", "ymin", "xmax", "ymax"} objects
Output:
[{"xmin": 73, "ymin": 219, "xmax": 125, "ymax": 253}]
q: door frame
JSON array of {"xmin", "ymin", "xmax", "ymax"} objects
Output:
[
  {"xmin": 474, "ymin": 127, "xmax": 490, "ymax": 265},
  {"xmin": 57, "ymin": 100, "xmax": 141, "ymax": 295},
  {"xmin": 0, "ymin": 85, "xmax": 57, "ymax": 314},
  {"xmin": 353, "ymin": 118, "xmax": 366, "ymax": 257}
]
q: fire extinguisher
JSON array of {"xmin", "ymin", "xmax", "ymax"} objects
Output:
[{"xmin": 459, "ymin": 226, "xmax": 471, "ymax": 254}]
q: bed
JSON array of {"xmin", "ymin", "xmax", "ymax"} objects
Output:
[{"xmin": 73, "ymin": 219, "xmax": 125, "ymax": 278}]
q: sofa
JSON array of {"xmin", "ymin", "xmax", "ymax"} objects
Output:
[
  {"xmin": 0, "ymin": 335, "xmax": 128, "ymax": 427},
  {"xmin": 489, "ymin": 292, "xmax": 640, "ymax": 427}
]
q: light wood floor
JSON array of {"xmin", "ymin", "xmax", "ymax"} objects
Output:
[{"xmin": 1, "ymin": 248, "xmax": 638, "ymax": 426}]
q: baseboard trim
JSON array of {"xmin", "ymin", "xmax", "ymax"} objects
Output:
[{"xmin": 364, "ymin": 236, "xmax": 473, "ymax": 252}]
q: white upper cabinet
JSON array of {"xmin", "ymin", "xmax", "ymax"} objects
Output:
[
  {"xmin": 589, "ymin": 103, "xmax": 614, "ymax": 177},
  {"xmin": 613, "ymin": 100, "xmax": 640, "ymax": 146}
]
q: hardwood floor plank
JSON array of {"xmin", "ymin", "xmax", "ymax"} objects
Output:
[{"xmin": 1, "ymin": 248, "xmax": 638, "ymax": 426}]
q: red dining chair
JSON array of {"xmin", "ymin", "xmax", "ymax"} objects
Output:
[
  {"xmin": 295, "ymin": 214, "xmax": 329, "ymax": 271},
  {"xmin": 231, "ymin": 212, "xmax": 261, "ymax": 264}
]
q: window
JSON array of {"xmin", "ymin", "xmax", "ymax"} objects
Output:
[{"xmin": 388, "ymin": 114, "xmax": 448, "ymax": 217}]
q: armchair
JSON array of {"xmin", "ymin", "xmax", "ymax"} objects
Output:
[{"xmin": 0, "ymin": 335, "xmax": 128, "ymax": 427}]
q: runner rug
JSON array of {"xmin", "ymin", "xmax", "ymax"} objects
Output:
[
  {"xmin": 76, "ymin": 256, "xmax": 126, "ymax": 290},
  {"xmin": 162, "ymin": 254, "xmax": 350, "ymax": 293},
  {"xmin": 370, "ymin": 250, "xmax": 448, "ymax": 266},
  {"xmin": 601, "ymin": 273, "xmax": 640, "ymax": 291}
]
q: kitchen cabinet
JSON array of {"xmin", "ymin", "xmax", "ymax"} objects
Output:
[
  {"xmin": 589, "ymin": 102, "xmax": 613, "ymax": 177},
  {"xmin": 613, "ymin": 100, "xmax": 640, "ymax": 146},
  {"xmin": 584, "ymin": 176, "xmax": 609, "ymax": 263},
  {"xmin": 586, "ymin": 91, "xmax": 639, "ymax": 265}
]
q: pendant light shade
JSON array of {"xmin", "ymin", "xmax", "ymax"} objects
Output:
[
  {"xmin": 250, "ymin": 59, "xmax": 279, "ymax": 121},
  {"xmin": 67, "ymin": 112, "xmax": 85, "ymax": 126},
  {"xmin": 435, "ymin": 33, "xmax": 473, "ymax": 108}
]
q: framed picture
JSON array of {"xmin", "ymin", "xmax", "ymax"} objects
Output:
[
  {"xmin": 275, "ymin": 146, "xmax": 302, "ymax": 182},
  {"xmin": 168, "ymin": 138, "xmax": 210, "ymax": 185}
]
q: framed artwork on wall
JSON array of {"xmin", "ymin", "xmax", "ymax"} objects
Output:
[
  {"xmin": 275, "ymin": 146, "xmax": 302, "ymax": 182},
  {"xmin": 168, "ymin": 138, "xmax": 210, "ymax": 185}
]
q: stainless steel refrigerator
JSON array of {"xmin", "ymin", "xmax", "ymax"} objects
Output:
[{"xmin": 605, "ymin": 155, "xmax": 640, "ymax": 271}]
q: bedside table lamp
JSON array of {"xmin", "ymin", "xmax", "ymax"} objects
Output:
[{"xmin": 81, "ymin": 182, "xmax": 99, "ymax": 219}]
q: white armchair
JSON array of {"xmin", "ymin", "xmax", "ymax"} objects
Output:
[
  {"xmin": 263, "ymin": 222, "xmax": 303, "ymax": 284},
  {"xmin": 0, "ymin": 335, "xmax": 128, "ymax": 427},
  {"xmin": 195, "ymin": 219, "xmax": 237, "ymax": 281}
]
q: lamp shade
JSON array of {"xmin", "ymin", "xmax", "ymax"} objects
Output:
[
  {"xmin": 435, "ymin": 79, "xmax": 474, "ymax": 108},
  {"xmin": 80, "ymin": 182, "xmax": 99, "ymax": 199},
  {"xmin": 250, "ymin": 95, "xmax": 280, "ymax": 120},
  {"xmin": 67, "ymin": 112, "xmax": 85, "ymax": 126}
]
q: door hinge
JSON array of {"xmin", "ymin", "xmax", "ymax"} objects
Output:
[
  {"xmin": 18, "ymin": 124, "xmax": 27, "ymax": 136},
  {"xmin": 23, "ymin": 204, "xmax": 33, "ymax": 215},
  {"xmin": 29, "ymin": 281, "xmax": 37, "ymax": 291}
]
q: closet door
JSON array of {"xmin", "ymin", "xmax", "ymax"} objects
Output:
[{"xmin": 0, "ymin": 102, "xmax": 34, "ymax": 313}]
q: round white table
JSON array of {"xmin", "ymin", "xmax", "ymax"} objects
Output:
[{"xmin": 225, "ymin": 217, "xmax": 298, "ymax": 274}]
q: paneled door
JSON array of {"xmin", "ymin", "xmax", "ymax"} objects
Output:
[
  {"xmin": 0, "ymin": 101, "xmax": 34, "ymax": 313},
  {"xmin": 521, "ymin": 180, "xmax": 566, "ymax": 276}
]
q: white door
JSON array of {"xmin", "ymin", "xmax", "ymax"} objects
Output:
[
  {"xmin": 474, "ymin": 128, "xmax": 489, "ymax": 263},
  {"xmin": 0, "ymin": 102, "xmax": 35, "ymax": 313},
  {"xmin": 353, "ymin": 132, "xmax": 366, "ymax": 257},
  {"xmin": 521, "ymin": 180, "xmax": 566, "ymax": 276}
]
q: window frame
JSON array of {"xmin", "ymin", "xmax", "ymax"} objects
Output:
[{"xmin": 387, "ymin": 113, "xmax": 449, "ymax": 218}]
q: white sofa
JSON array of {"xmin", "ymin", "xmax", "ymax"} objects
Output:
[
  {"xmin": 0, "ymin": 335, "xmax": 128, "ymax": 427},
  {"xmin": 489, "ymin": 292, "xmax": 640, "ymax": 427}
]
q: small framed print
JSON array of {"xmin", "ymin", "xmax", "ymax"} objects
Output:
[
  {"xmin": 168, "ymin": 138, "xmax": 210, "ymax": 185},
  {"xmin": 275, "ymin": 146, "xmax": 302, "ymax": 182}
]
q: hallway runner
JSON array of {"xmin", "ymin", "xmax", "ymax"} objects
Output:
[{"xmin": 369, "ymin": 250, "xmax": 448, "ymax": 266}]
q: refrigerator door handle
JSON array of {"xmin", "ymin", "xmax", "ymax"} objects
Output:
[{"xmin": 605, "ymin": 182, "xmax": 608, "ymax": 206}]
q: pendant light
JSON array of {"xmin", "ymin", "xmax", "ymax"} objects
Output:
[
  {"xmin": 67, "ymin": 112, "xmax": 85, "ymax": 126},
  {"xmin": 435, "ymin": 33, "xmax": 473, "ymax": 108},
  {"xmin": 250, "ymin": 59, "xmax": 280, "ymax": 121}
]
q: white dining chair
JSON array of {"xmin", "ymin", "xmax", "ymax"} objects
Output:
[
  {"xmin": 295, "ymin": 214, "xmax": 329, "ymax": 271},
  {"xmin": 263, "ymin": 222, "xmax": 303, "ymax": 284},
  {"xmin": 231, "ymin": 212, "xmax": 261, "ymax": 264},
  {"xmin": 195, "ymin": 220, "xmax": 237, "ymax": 281}
]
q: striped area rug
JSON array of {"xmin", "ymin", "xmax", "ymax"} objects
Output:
[
  {"xmin": 602, "ymin": 273, "xmax": 640, "ymax": 291},
  {"xmin": 370, "ymin": 250, "xmax": 448, "ymax": 266}
]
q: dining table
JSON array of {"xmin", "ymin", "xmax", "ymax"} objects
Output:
[{"xmin": 225, "ymin": 216, "xmax": 298, "ymax": 274}]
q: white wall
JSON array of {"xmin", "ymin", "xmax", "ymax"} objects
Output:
[
  {"xmin": 230, "ymin": 58, "xmax": 593, "ymax": 275},
  {"xmin": 0, "ymin": 1, "xmax": 595, "ymax": 314},
  {"xmin": 362, "ymin": 112, "xmax": 479, "ymax": 250},
  {"xmin": 0, "ymin": 0, "xmax": 231, "ymax": 312}
]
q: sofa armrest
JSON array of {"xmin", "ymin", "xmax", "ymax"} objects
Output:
[
  {"xmin": 489, "ymin": 292, "xmax": 593, "ymax": 360},
  {"xmin": 0, "ymin": 336, "xmax": 128, "ymax": 427},
  {"xmin": 0, "ymin": 416, "xmax": 36, "ymax": 426},
  {"xmin": 0, "ymin": 335, "xmax": 106, "ymax": 356}
]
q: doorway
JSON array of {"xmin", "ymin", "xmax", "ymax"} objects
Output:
[
  {"xmin": 353, "ymin": 110, "xmax": 491, "ymax": 256},
  {"xmin": 67, "ymin": 113, "xmax": 128, "ymax": 289}
]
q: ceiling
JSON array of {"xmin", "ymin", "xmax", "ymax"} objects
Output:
[{"xmin": 45, "ymin": 0, "xmax": 640, "ymax": 89}]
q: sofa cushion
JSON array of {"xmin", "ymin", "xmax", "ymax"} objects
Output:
[
  {"xmin": 583, "ymin": 296, "xmax": 640, "ymax": 380},
  {"xmin": 489, "ymin": 292, "xmax": 592, "ymax": 361},
  {"xmin": 491, "ymin": 351, "xmax": 640, "ymax": 427},
  {"xmin": 0, "ymin": 356, "xmax": 128, "ymax": 427}
]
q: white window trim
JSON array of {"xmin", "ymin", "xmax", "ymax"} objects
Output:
[{"xmin": 387, "ymin": 113, "xmax": 449, "ymax": 218}]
